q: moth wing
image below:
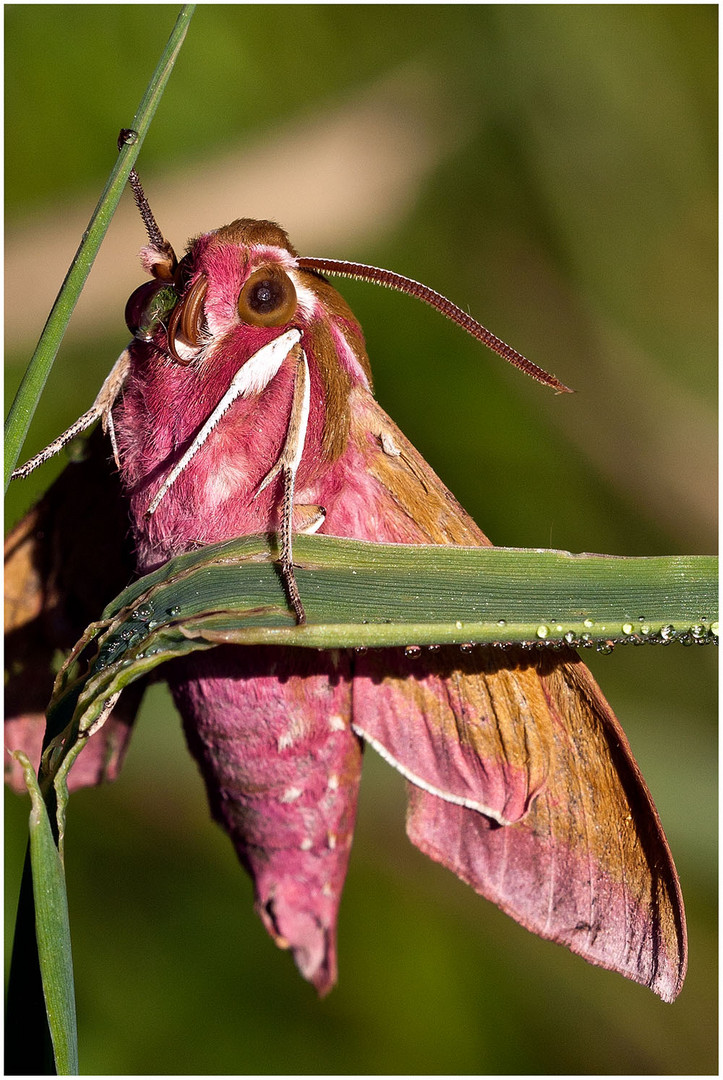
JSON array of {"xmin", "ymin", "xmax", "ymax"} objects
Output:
[
  {"xmin": 342, "ymin": 386, "xmax": 492, "ymax": 547},
  {"xmin": 5, "ymin": 430, "xmax": 143, "ymax": 791},
  {"xmin": 346, "ymin": 391, "xmax": 686, "ymax": 1001}
]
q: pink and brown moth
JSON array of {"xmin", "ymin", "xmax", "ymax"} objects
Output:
[{"xmin": 5, "ymin": 160, "xmax": 686, "ymax": 1003}]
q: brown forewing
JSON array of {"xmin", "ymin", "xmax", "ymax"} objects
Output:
[{"xmin": 348, "ymin": 391, "xmax": 686, "ymax": 1000}]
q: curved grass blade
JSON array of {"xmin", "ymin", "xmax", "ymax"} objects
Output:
[
  {"xmin": 4, "ymin": 4, "xmax": 196, "ymax": 490},
  {"xmin": 95, "ymin": 533, "xmax": 719, "ymax": 648},
  {"xmin": 39, "ymin": 535, "xmax": 717, "ymax": 800},
  {"xmin": 18, "ymin": 532, "xmax": 714, "ymax": 1047}
]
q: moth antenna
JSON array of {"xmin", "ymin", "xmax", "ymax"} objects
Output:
[
  {"xmin": 118, "ymin": 129, "xmax": 177, "ymax": 280},
  {"xmin": 297, "ymin": 257, "xmax": 573, "ymax": 394}
]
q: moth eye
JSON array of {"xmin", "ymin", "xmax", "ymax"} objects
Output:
[
  {"xmin": 238, "ymin": 266, "xmax": 297, "ymax": 327},
  {"xmin": 167, "ymin": 274, "xmax": 208, "ymax": 363},
  {"xmin": 125, "ymin": 280, "xmax": 178, "ymax": 341}
]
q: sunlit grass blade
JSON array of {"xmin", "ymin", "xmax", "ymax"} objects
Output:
[
  {"xmin": 4, "ymin": 4, "xmax": 196, "ymax": 490},
  {"xmin": 93, "ymin": 532, "xmax": 719, "ymax": 647},
  {"xmin": 37, "ymin": 534, "xmax": 717, "ymax": 801}
]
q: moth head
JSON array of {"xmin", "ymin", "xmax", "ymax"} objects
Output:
[
  {"xmin": 123, "ymin": 158, "xmax": 570, "ymax": 393},
  {"xmin": 125, "ymin": 217, "xmax": 307, "ymax": 365}
]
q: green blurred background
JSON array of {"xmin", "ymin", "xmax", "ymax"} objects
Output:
[{"xmin": 5, "ymin": 5, "xmax": 716, "ymax": 1074}]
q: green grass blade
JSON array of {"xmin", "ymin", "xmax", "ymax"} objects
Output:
[
  {"xmin": 4, "ymin": 4, "xmax": 195, "ymax": 490},
  {"xmin": 9, "ymin": 754, "xmax": 78, "ymax": 1076},
  {"xmin": 39, "ymin": 535, "xmax": 717, "ymax": 798},
  {"xmin": 5, "ymin": 845, "xmax": 56, "ymax": 1076},
  {"xmin": 95, "ymin": 533, "xmax": 719, "ymax": 647}
]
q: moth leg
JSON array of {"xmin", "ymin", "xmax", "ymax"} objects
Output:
[
  {"xmin": 104, "ymin": 410, "xmax": 120, "ymax": 468},
  {"xmin": 11, "ymin": 348, "xmax": 131, "ymax": 479},
  {"xmin": 255, "ymin": 348, "xmax": 311, "ymax": 624},
  {"xmin": 280, "ymin": 467, "xmax": 306, "ymax": 624}
]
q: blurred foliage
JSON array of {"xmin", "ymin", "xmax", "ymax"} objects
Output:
[{"xmin": 5, "ymin": 5, "xmax": 716, "ymax": 1075}]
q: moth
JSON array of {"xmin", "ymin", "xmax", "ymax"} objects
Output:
[{"xmin": 5, "ymin": 163, "xmax": 686, "ymax": 1002}]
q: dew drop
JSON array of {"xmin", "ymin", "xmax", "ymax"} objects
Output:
[
  {"xmin": 580, "ymin": 633, "xmax": 593, "ymax": 648},
  {"xmin": 711, "ymin": 622, "xmax": 719, "ymax": 637},
  {"xmin": 354, "ymin": 646, "xmax": 367, "ymax": 655},
  {"xmin": 536, "ymin": 625, "xmax": 549, "ymax": 639},
  {"xmin": 563, "ymin": 631, "xmax": 578, "ymax": 645},
  {"xmin": 583, "ymin": 618, "xmax": 594, "ymax": 629},
  {"xmin": 690, "ymin": 624, "xmax": 706, "ymax": 640},
  {"xmin": 640, "ymin": 624, "xmax": 651, "ymax": 636},
  {"xmin": 496, "ymin": 619, "xmax": 507, "ymax": 627},
  {"xmin": 404, "ymin": 645, "xmax": 422, "ymax": 659},
  {"xmin": 621, "ymin": 623, "xmax": 634, "ymax": 636},
  {"xmin": 596, "ymin": 641, "xmax": 614, "ymax": 654},
  {"xmin": 132, "ymin": 604, "xmax": 153, "ymax": 621},
  {"xmin": 455, "ymin": 620, "xmax": 463, "ymax": 630},
  {"xmin": 426, "ymin": 644, "xmax": 441, "ymax": 652},
  {"xmin": 460, "ymin": 643, "xmax": 474, "ymax": 653},
  {"xmin": 167, "ymin": 605, "xmax": 181, "ymax": 617}
]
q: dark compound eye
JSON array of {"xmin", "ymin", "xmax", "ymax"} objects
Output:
[
  {"xmin": 125, "ymin": 270, "xmax": 208, "ymax": 365},
  {"xmin": 125, "ymin": 280, "xmax": 178, "ymax": 341},
  {"xmin": 238, "ymin": 266, "xmax": 297, "ymax": 327}
]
